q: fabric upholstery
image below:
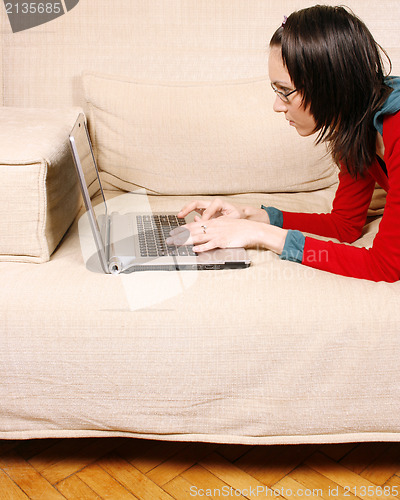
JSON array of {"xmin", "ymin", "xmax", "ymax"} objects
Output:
[
  {"xmin": 1, "ymin": 1, "xmax": 399, "ymax": 109},
  {"xmin": 0, "ymin": 107, "xmax": 82, "ymax": 262},
  {"xmin": 1, "ymin": 190, "xmax": 400, "ymax": 444},
  {"xmin": 83, "ymin": 72, "xmax": 337, "ymax": 195},
  {"xmin": 1, "ymin": 0, "xmax": 400, "ymax": 444}
]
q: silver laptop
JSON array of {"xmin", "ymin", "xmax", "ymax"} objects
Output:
[{"xmin": 69, "ymin": 113, "xmax": 251, "ymax": 274}]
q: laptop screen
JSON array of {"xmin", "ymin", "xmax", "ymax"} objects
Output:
[{"xmin": 69, "ymin": 114, "xmax": 108, "ymax": 250}]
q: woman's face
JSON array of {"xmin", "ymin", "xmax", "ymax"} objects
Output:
[{"xmin": 268, "ymin": 46, "xmax": 317, "ymax": 137}]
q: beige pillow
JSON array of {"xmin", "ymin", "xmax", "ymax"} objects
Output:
[
  {"xmin": 0, "ymin": 107, "xmax": 82, "ymax": 263},
  {"xmin": 83, "ymin": 72, "xmax": 338, "ymax": 195}
]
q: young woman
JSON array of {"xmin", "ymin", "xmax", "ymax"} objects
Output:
[{"xmin": 167, "ymin": 5, "xmax": 400, "ymax": 282}]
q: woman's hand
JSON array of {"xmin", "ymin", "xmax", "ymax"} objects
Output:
[
  {"xmin": 166, "ymin": 216, "xmax": 287, "ymax": 254},
  {"xmin": 178, "ymin": 198, "xmax": 245, "ymax": 221},
  {"xmin": 178, "ymin": 198, "xmax": 271, "ymax": 224}
]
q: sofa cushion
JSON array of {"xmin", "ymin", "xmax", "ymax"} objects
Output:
[
  {"xmin": 0, "ymin": 107, "xmax": 82, "ymax": 263},
  {"xmin": 83, "ymin": 72, "xmax": 338, "ymax": 195},
  {"xmin": 1, "ymin": 190, "xmax": 399, "ymax": 444}
]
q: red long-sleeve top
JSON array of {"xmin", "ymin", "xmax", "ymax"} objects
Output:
[{"xmin": 281, "ymin": 110, "xmax": 400, "ymax": 282}]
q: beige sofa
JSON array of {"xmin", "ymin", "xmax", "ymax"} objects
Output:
[{"xmin": 1, "ymin": 0, "xmax": 400, "ymax": 445}]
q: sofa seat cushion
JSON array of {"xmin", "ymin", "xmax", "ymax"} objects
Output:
[
  {"xmin": 83, "ymin": 72, "xmax": 338, "ymax": 195},
  {"xmin": 0, "ymin": 107, "xmax": 83, "ymax": 263},
  {"xmin": 1, "ymin": 189, "xmax": 399, "ymax": 444}
]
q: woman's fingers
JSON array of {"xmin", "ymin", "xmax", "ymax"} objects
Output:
[
  {"xmin": 177, "ymin": 200, "xmax": 211, "ymax": 218},
  {"xmin": 166, "ymin": 225, "xmax": 190, "ymax": 244},
  {"xmin": 167, "ymin": 219, "xmax": 227, "ymax": 251},
  {"xmin": 167, "ymin": 223, "xmax": 209, "ymax": 246},
  {"xmin": 201, "ymin": 198, "xmax": 225, "ymax": 221},
  {"xmin": 177, "ymin": 198, "xmax": 231, "ymax": 221},
  {"xmin": 192, "ymin": 238, "xmax": 220, "ymax": 253}
]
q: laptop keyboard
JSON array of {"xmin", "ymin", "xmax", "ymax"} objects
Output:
[{"xmin": 136, "ymin": 215, "xmax": 196, "ymax": 258}]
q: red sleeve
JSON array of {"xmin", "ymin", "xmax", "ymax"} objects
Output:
[
  {"xmin": 301, "ymin": 111, "xmax": 400, "ymax": 282},
  {"xmin": 281, "ymin": 165, "xmax": 376, "ymax": 243}
]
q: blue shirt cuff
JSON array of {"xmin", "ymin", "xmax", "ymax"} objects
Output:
[
  {"xmin": 261, "ymin": 206, "xmax": 283, "ymax": 228},
  {"xmin": 280, "ymin": 230, "xmax": 305, "ymax": 263}
]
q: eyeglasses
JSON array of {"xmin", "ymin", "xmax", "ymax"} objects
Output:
[{"xmin": 270, "ymin": 82, "xmax": 298, "ymax": 103}]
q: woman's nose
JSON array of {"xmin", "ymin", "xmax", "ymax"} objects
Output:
[{"xmin": 273, "ymin": 95, "xmax": 288, "ymax": 113}]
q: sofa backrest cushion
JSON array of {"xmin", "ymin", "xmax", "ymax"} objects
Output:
[{"xmin": 84, "ymin": 72, "xmax": 338, "ymax": 195}]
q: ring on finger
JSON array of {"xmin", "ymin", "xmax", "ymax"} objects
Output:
[{"xmin": 201, "ymin": 224, "xmax": 207, "ymax": 234}]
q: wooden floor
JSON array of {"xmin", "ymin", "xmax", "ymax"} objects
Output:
[{"xmin": 0, "ymin": 439, "xmax": 400, "ymax": 499}]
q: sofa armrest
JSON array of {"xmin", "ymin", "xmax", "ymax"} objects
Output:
[{"xmin": 0, "ymin": 107, "xmax": 83, "ymax": 263}]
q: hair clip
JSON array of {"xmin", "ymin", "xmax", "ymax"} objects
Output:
[{"xmin": 282, "ymin": 15, "xmax": 288, "ymax": 27}]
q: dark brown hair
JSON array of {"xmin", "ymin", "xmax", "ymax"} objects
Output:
[{"xmin": 270, "ymin": 5, "xmax": 392, "ymax": 177}]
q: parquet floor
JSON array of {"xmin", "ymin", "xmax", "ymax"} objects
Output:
[{"xmin": 1, "ymin": 439, "xmax": 400, "ymax": 499}]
